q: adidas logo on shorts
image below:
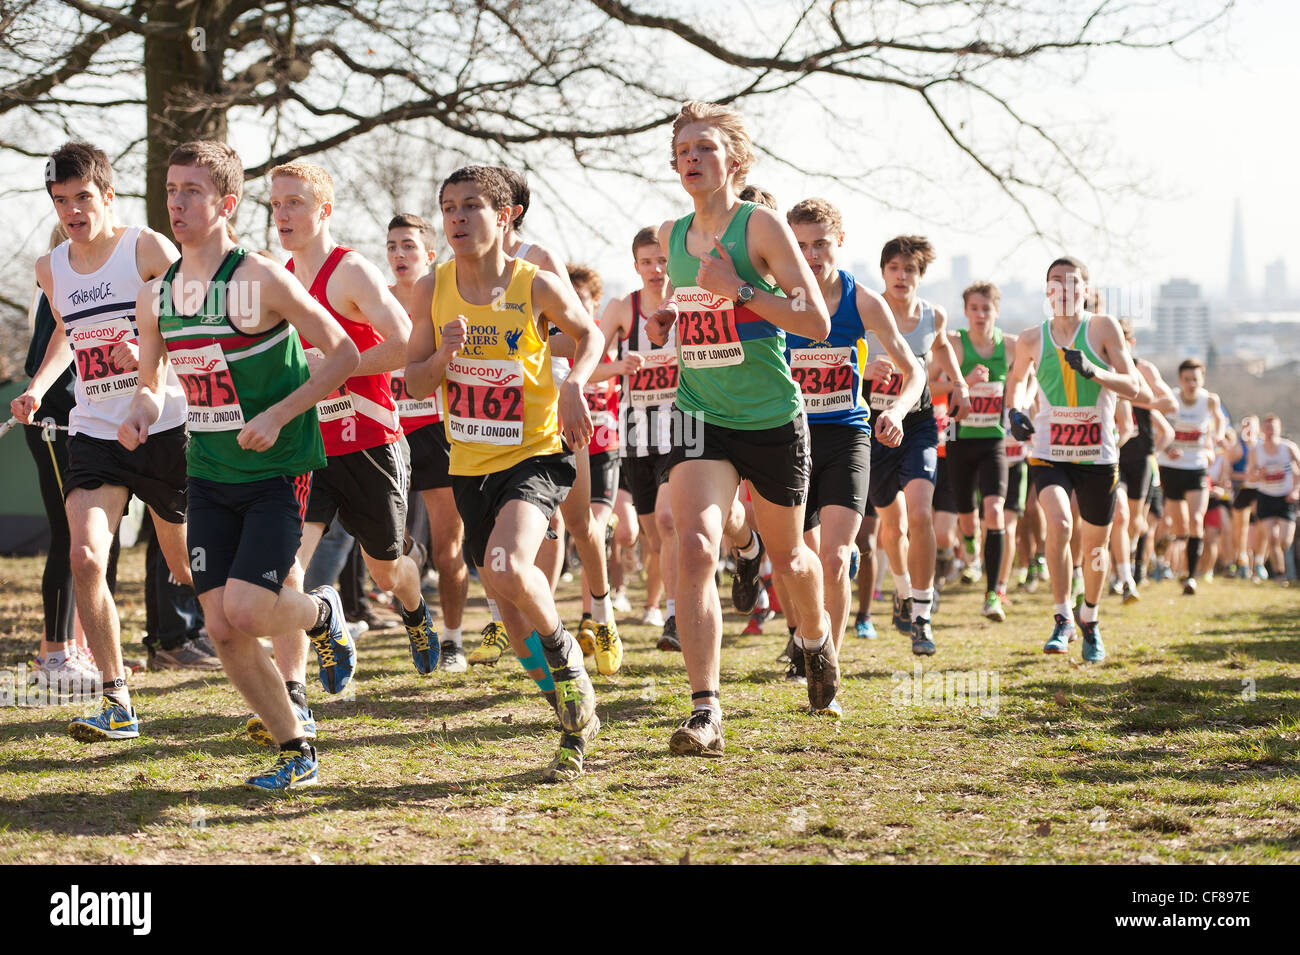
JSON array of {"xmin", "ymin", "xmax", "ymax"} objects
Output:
[{"xmin": 262, "ymin": 569, "xmax": 279, "ymax": 584}]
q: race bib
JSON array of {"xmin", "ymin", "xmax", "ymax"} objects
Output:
[
  {"xmin": 1172, "ymin": 427, "xmax": 1204, "ymax": 452},
  {"xmin": 305, "ymin": 347, "xmax": 355, "ymax": 422},
  {"xmin": 444, "ymin": 357, "xmax": 525, "ymax": 445},
  {"xmin": 965, "ymin": 381, "xmax": 1005, "ymax": 430},
  {"xmin": 1005, "ymin": 438, "xmax": 1027, "ymax": 464},
  {"xmin": 674, "ymin": 287, "xmax": 743, "ymax": 367},
  {"xmin": 70, "ymin": 317, "xmax": 138, "ymax": 402},
  {"xmin": 868, "ymin": 370, "xmax": 921, "ymax": 414},
  {"xmin": 170, "ymin": 343, "xmax": 245, "ymax": 432},
  {"xmin": 789, "ymin": 347, "xmax": 855, "ymax": 414},
  {"xmin": 1048, "ymin": 407, "xmax": 1105, "ymax": 461},
  {"xmin": 390, "ymin": 367, "xmax": 439, "ymax": 420},
  {"xmin": 628, "ymin": 351, "xmax": 679, "ymax": 408}
]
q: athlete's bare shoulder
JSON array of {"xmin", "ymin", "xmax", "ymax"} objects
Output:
[
  {"xmin": 135, "ymin": 228, "xmax": 179, "ymax": 281},
  {"xmin": 655, "ymin": 218, "xmax": 676, "ymax": 253},
  {"xmin": 521, "ymin": 242, "xmax": 566, "ymax": 279}
]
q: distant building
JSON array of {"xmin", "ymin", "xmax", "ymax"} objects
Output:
[
  {"xmin": 1153, "ymin": 278, "xmax": 1211, "ymax": 359},
  {"xmin": 1264, "ymin": 259, "xmax": 1287, "ymax": 306}
]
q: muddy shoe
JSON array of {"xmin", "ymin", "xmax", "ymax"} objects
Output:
[
  {"xmin": 668, "ymin": 709, "xmax": 724, "ymax": 757},
  {"xmin": 804, "ymin": 631, "xmax": 841, "ymax": 713}
]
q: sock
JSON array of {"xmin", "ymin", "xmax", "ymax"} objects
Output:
[
  {"xmin": 280, "ymin": 736, "xmax": 309, "ymax": 755},
  {"xmin": 486, "ymin": 598, "xmax": 502, "ymax": 623},
  {"xmin": 1117, "ymin": 561, "xmax": 1133, "ymax": 586},
  {"xmin": 537, "ymin": 624, "xmax": 573, "ymax": 669},
  {"xmin": 738, "ymin": 530, "xmax": 760, "ymax": 560},
  {"xmin": 984, "ymin": 530, "xmax": 1005, "ymax": 594},
  {"xmin": 893, "ymin": 572, "xmax": 912, "ymax": 597},
  {"xmin": 104, "ymin": 677, "xmax": 129, "ymax": 707},
  {"xmin": 691, "ymin": 689, "xmax": 721, "ymax": 718},
  {"xmin": 400, "ymin": 597, "xmax": 427, "ymax": 627},
  {"xmin": 794, "ymin": 632, "xmax": 827, "ymax": 652},
  {"xmin": 444, "ymin": 626, "xmax": 462, "ymax": 648},
  {"xmin": 1080, "ymin": 601, "xmax": 1098, "ymax": 624},
  {"xmin": 518, "ymin": 631, "xmax": 556, "ymax": 694},
  {"xmin": 45, "ymin": 648, "xmax": 67, "ymax": 667},
  {"xmin": 285, "ymin": 681, "xmax": 308, "ymax": 710},
  {"xmin": 1072, "ymin": 565, "xmax": 1083, "ymax": 583},
  {"xmin": 1054, "ymin": 601, "xmax": 1072, "ymax": 619},
  {"xmin": 911, "ymin": 587, "xmax": 933, "ymax": 622},
  {"xmin": 665, "ymin": 598, "xmax": 675, "ymax": 619},
  {"xmin": 753, "ymin": 588, "xmax": 770, "ymax": 613},
  {"xmin": 307, "ymin": 594, "xmax": 332, "ymax": 636},
  {"xmin": 591, "ymin": 592, "xmax": 612, "ymax": 625},
  {"xmin": 1187, "ymin": 536, "xmax": 1203, "ymax": 577}
]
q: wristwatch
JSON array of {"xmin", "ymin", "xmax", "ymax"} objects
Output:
[{"xmin": 736, "ymin": 283, "xmax": 755, "ymax": 305}]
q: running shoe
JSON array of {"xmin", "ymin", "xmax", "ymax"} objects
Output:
[
  {"xmin": 848, "ymin": 545, "xmax": 860, "ymax": 582},
  {"xmin": 1080, "ymin": 621, "xmax": 1106, "ymax": 663},
  {"xmin": 193, "ymin": 630, "xmax": 218, "ymax": 658},
  {"xmin": 543, "ymin": 715, "xmax": 601, "ymax": 783},
  {"xmin": 244, "ymin": 745, "xmax": 319, "ymax": 792},
  {"xmin": 669, "ymin": 710, "xmax": 724, "ymax": 757},
  {"xmin": 577, "ymin": 616, "xmax": 597, "ymax": 657},
  {"xmin": 892, "ymin": 592, "xmax": 913, "ymax": 634},
  {"xmin": 982, "ymin": 591, "xmax": 1006, "ymax": 623},
  {"xmin": 785, "ymin": 644, "xmax": 807, "ymax": 684},
  {"xmin": 68, "ymin": 696, "xmax": 139, "ymax": 742},
  {"xmin": 1182, "ymin": 576, "xmax": 1198, "ymax": 596},
  {"xmin": 307, "ymin": 585, "xmax": 355, "ymax": 694},
  {"xmin": 812, "ymin": 697, "xmax": 844, "ymax": 719},
  {"xmin": 1107, "ymin": 578, "xmax": 1124, "ymax": 597},
  {"xmin": 657, "ymin": 615, "xmax": 680, "ymax": 652},
  {"xmin": 593, "ymin": 622, "xmax": 623, "ymax": 676},
  {"xmin": 1235, "ymin": 563, "xmax": 1250, "ymax": 580},
  {"xmin": 731, "ymin": 532, "xmax": 766, "ymax": 614},
  {"xmin": 439, "ymin": 641, "xmax": 468, "ymax": 673},
  {"xmin": 910, "ymin": 618, "xmax": 936, "ymax": 656},
  {"xmin": 855, "ymin": 616, "xmax": 878, "ymax": 640},
  {"xmin": 405, "ymin": 599, "xmax": 440, "ymax": 674},
  {"xmin": 960, "ymin": 560, "xmax": 982, "ymax": 585},
  {"xmin": 742, "ymin": 608, "xmax": 774, "ymax": 635},
  {"xmin": 1043, "ymin": 613, "xmax": 1075, "ymax": 654},
  {"xmin": 1121, "ymin": 581, "xmax": 1141, "ymax": 605},
  {"xmin": 468, "ymin": 621, "xmax": 510, "ymax": 666},
  {"xmin": 610, "ymin": 588, "xmax": 632, "ymax": 613},
  {"xmin": 248, "ymin": 702, "xmax": 317, "ymax": 747},
  {"xmin": 642, "ymin": 605, "xmax": 665, "ymax": 628},
  {"xmin": 29, "ymin": 653, "xmax": 100, "ymax": 699},
  {"xmin": 1254, "ymin": 563, "xmax": 1269, "ymax": 582},
  {"xmin": 345, "ymin": 618, "xmax": 369, "ymax": 642},
  {"xmin": 804, "ymin": 634, "xmax": 841, "ymax": 713},
  {"xmin": 777, "ymin": 636, "xmax": 794, "ymax": 662},
  {"xmin": 547, "ymin": 631, "xmax": 597, "ymax": 733}
]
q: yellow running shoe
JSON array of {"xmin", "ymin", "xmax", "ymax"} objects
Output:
[
  {"xmin": 543, "ymin": 715, "xmax": 601, "ymax": 783},
  {"xmin": 577, "ymin": 616, "xmax": 597, "ymax": 657},
  {"xmin": 467, "ymin": 621, "xmax": 510, "ymax": 667},
  {"xmin": 593, "ymin": 622, "xmax": 623, "ymax": 676}
]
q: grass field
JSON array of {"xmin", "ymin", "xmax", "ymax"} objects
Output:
[{"xmin": 1, "ymin": 548, "xmax": 1298, "ymax": 864}]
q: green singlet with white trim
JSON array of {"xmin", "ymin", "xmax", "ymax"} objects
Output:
[
  {"xmin": 956, "ymin": 326, "xmax": 1008, "ymax": 439},
  {"xmin": 667, "ymin": 201, "xmax": 801, "ymax": 430},
  {"xmin": 158, "ymin": 248, "xmax": 325, "ymax": 483}
]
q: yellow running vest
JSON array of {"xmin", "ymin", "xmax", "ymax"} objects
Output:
[{"xmin": 432, "ymin": 257, "xmax": 561, "ymax": 475}]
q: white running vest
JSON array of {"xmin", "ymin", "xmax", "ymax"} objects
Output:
[
  {"xmin": 1255, "ymin": 441, "xmax": 1295, "ymax": 498},
  {"xmin": 51, "ymin": 227, "xmax": 186, "ymax": 439},
  {"xmin": 1158, "ymin": 388, "xmax": 1212, "ymax": 470}
]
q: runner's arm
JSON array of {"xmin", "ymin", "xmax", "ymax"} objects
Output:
[
  {"xmin": 1088, "ymin": 315, "xmax": 1142, "ymax": 400},
  {"xmin": 1246, "ymin": 444, "xmax": 1260, "ymax": 483},
  {"xmin": 135, "ymin": 228, "xmax": 180, "ymax": 281},
  {"xmin": 1115, "ymin": 398, "xmax": 1136, "ymax": 448},
  {"xmin": 858, "ymin": 284, "xmax": 921, "ymax": 446},
  {"xmin": 1137, "ymin": 359, "xmax": 1178, "ymax": 415},
  {"xmin": 338, "ymin": 255, "xmax": 412, "ymax": 377},
  {"xmin": 12, "ymin": 258, "xmax": 74, "ymax": 422},
  {"xmin": 1208, "ymin": 393, "xmax": 1227, "ymax": 445},
  {"xmin": 404, "ymin": 271, "xmax": 447, "ymax": 399},
  {"xmin": 537, "ymin": 270, "xmax": 600, "ymax": 449},
  {"xmin": 117, "ymin": 280, "xmax": 169, "ymax": 449},
  {"xmin": 1006, "ymin": 328, "xmax": 1038, "ymax": 413},
  {"xmin": 930, "ymin": 306, "xmax": 969, "ymax": 419},
  {"xmin": 1151, "ymin": 410, "xmax": 1175, "ymax": 456}
]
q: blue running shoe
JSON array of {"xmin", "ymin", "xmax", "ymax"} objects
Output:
[
  {"xmin": 855, "ymin": 616, "xmax": 877, "ymax": 639},
  {"xmin": 68, "ymin": 696, "xmax": 139, "ymax": 742},
  {"xmin": 910, "ymin": 618, "xmax": 936, "ymax": 656},
  {"xmin": 247, "ymin": 702, "xmax": 317, "ymax": 748},
  {"xmin": 848, "ymin": 546, "xmax": 860, "ymax": 582},
  {"xmin": 244, "ymin": 745, "xmax": 319, "ymax": 792},
  {"xmin": 307, "ymin": 585, "xmax": 355, "ymax": 694},
  {"xmin": 1043, "ymin": 613, "xmax": 1074, "ymax": 654},
  {"xmin": 1080, "ymin": 621, "xmax": 1106, "ymax": 662},
  {"xmin": 404, "ymin": 598, "xmax": 440, "ymax": 675}
]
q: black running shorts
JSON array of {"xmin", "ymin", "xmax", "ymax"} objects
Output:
[
  {"xmin": 305, "ymin": 438, "xmax": 410, "ymax": 561},
  {"xmin": 1118, "ymin": 454, "xmax": 1153, "ymax": 503},
  {"xmin": 65, "ymin": 424, "xmax": 188, "ymax": 524},
  {"xmin": 623, "ymin": 451, "xmax": 672, "ymax": 516},
  {"xmin": 932, "ymin": 455, "xmax": 957, "ymax": 515},
  {"xmin": 1158, "ymin": 465, "xmax": 1208, "ymax": 502},
  {"xmin": 407, "ymin": 424, "xmax": 451, "ymax": 492},
  {"xmin": 1256, "ymin": 493, "xmax": 1296, "ymax": 522},
  {"xmin": 1004, "ymin": 461, "xmax": 1029, "ymax": 515},
  {"xmin": 804, "ymin": 423, "xmax": 871, "ymax": 531},
  {"xmin": 187, "ymin": 473, "xmax": 310, "ymax": 595},
  {"xmin": 946, "ymin": 436, "xmax": 1008, "ymax": 512},
  {"xmin": 868, "ymin": 413, "xmax": 938, "ymax": 510},
  {"xmin": 589, "ymin": 449, "xmax": 620, "ymax": 508},
  {"xmin": 665, "ymin": 413, "xmax": 811, "ymax": 508},
  {"xmin": 452, "ymin": 452, "xmax": 576, "ymax": 567},
  {"xmin": 1029, "ymin": 459, "xmax": 1119, "ymax": 526}
]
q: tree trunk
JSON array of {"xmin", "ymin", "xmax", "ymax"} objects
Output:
[{"xmin": 143, "ymin": 1, "xmax": 230, "ymax": 233}]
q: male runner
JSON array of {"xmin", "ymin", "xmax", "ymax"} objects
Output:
[
  {"xmin": 866, "ymin": 236, "xmax": 969, "ymax": 655},
  {"xmin": 598, "ymin": 226, "xmax": 681, "ymax": 650},
  {"xmin": 645, "ymin": 101, "xmax": 837, "ymax": 752},
  {"xmin": 1155, "ymin": 358, "xmax": 1226, "ymax": 595},
  {"xmin": 1226, "ymin": 415, "xmax": 1261, "ymax": 577},
  {"xmin": 1006, "ymin": 257, "xmax": 1142, "ymax": 661},
  {"xmin": 387, "ymin": 213, "xmax": 470, "ymax": 671},
  {"xmin": 946, "ymin": 281, "xmax": 1016, "ymax": 621},
  {"xmin": 13, "ymin": 141, "xmax": 192, "ymax": 741},
  {"xmin": 1248, "ymin": 414, "xmax": 1299, "ymax": 582},
  {"xmin": 406, "ymin": 164, "xmax": 603, "ymax": 781},
  {"xmin": 265, "ymin": 161, "xmax": 435, "ymax": 733},
  {"xmin": 784, "ymin": 198, "xmax": 919, "ymax": 700},
  {"xmin": 120, "ymin": 140, "xmax": 359, "ymax": 789}
]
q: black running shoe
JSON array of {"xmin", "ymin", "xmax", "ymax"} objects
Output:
[
  {"xmin": 785, "ymin": 646, "xmax": 807, "ymax": 684},
  {"xmin": 892, "ymin": 592, "xmax": 913, "ymax": 634},
  {"xmin": 657, "ymin": 615, "xmax": 680, "ymax": 652},
  {"xmin": 910, "ymin": 617, "xmax": 936, "ymax": 655},
  {"xmin": 669, "ymin": 709, "xmax": 724, "ymax": 757},
  {"xmin": 731, "ymin": 532, "xmax": 766, "ymax": 614}
]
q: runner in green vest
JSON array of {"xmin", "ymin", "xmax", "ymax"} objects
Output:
[
  {"xmin": 643, "ymin": 101, "xmax": 836, "ymax": 754},
  {"xmin": 119, "ymin": 140, "xmax": 360, "ymax": 791},
  {"xmin": 946, "ymin": 281, "xmax": 1018, "ymax": 621},
  {"xmin": 1005, "ymin": 257, "xmax": 1143, "ymax": 663}
]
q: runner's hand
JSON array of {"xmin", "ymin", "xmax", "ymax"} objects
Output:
[
  {"xmin": 616, "ymin": 353, "xmax": 646, "ymax": 374},
  {"xmin": 864, "ymin": 358, "xmax": 894, "ymax": 383},
  {"xmin": 117, "ymin": 410, "xmax": 151, "ymax": 451},
  {"xmin": 1166, "ymin": 445, "xmax": 1183, "ymax": 460},
  {"xmin": 10, "ymin": 392, "xmax": 39, "ymax": 425},
  {"xmin": 1063, "ymin": 348, "xmax": 1099, "ymax": 380},
  {"xmin": 238, "ymin": 410, "xmax": 282, "ymax": 452},
  {"xmin": 875, "ymin": 408, "xmax": 904, "ymax": 448},
  {"xmin": 110, "ymin": 341, "xmax": 139, "ymax": 373},
  {"xmin": 645, "ymin": 301, "xmax": 678, "ymax": 347},
  {"xmin": 965, "ymin": 364, "xmax": 990, "ymax": 385},
  {"xmin": 697, "ymin": 237, "xmax": 742, "ymax": 300},
  {"xmin": 439, "ymin": 316, "xmax": 468, "ymax": 360},
  {"xmin": 558, "ymin": 380, "xmax": 593, "ymax": 449},
  {"xmin": 950, "ymin": 384, "xmax": 971, "ymax": 421},
  {"xmin": 1008, "ymin": 408, "xmax": 1035, "ymax": 441}
]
